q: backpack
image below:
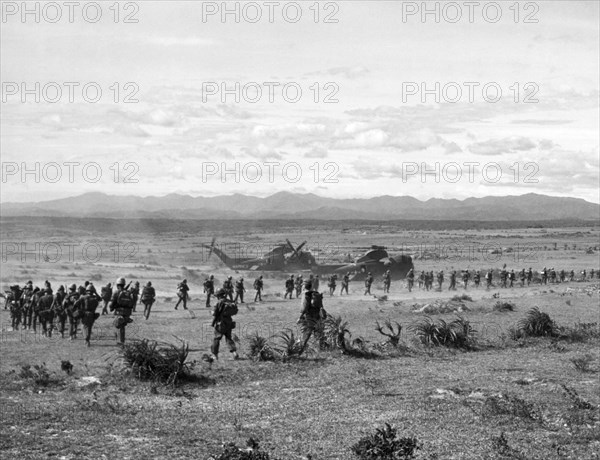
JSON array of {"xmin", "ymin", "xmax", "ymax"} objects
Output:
[
  {"xmin": 116, "ymin": 290, "xmax": 135, "ymax": 308},
  {"xmin": 220, "ymin": 300, "xmax": 238, "ymax": 318}
]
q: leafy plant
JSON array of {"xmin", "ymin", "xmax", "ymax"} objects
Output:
[
  {"xmin": 410, "ymin": 316, "xmax": 477, "ymax": 350},
  {"xmin": 517, "ymin": 307, "xmax": 556, "ymax": 337},
  {"xmin": 493, "ymin": 301, "xmax": 515, "ymax": 312},
  {"xmin": 121, "ymin": 338, "xmax": 195, "ymax": 385},
  {"xmin": 451, "ymin": 294, "xmax": 473, "ymax": 302},
  {"xmin": 375, "ymin": 320, "xmax": 402, "ymax": 347},
  {"xmin": 18, "ymin": 363, "xmax": 59, "ymax": 387},
  {"xmin": 324, "ymin": 315, "xmax": 352, "ymax": 350},
  {"xmin": 570, "ymin": 354, "xmax": 594, "ymax": 373},
  {"xmin": 246, "ymin": 333, "xmax": 277, "ymax": 362},
  {"xmin": 208, "ymin": 438, "xmax": 281, "ymax": 460},
  {"xmin": 351, "ymin": 423, "xmax": 420, "ymax": 459}
]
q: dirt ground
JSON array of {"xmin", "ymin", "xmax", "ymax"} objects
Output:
[{"xmin": 1, "ymin": 219, "xmax": 598, "ymax": 459}]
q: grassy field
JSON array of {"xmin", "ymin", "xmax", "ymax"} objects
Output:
[{"xmin": 1, "ymin": 220, "xmax": 599, "ymax": 459}]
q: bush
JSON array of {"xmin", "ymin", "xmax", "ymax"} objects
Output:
[
  {"xmin": 451, "ymin": 294, "xmax": 473, "ymax": 302},
  {"xmin": 121, "ymin": 338, "xmax": 194, "ymax": 385},
  {"xmin": 493, "ymin": 302, "xmax": 514, "ymax": 312},
  {"xmin": 570, "ymin": 354, "xmax": 594, "ymax": 373},
  {"xmin": 19, "ymin": 363, "xmax": 61, "ymax": 387},
  {"xmin": 559, "ymin": 322, "xmax": 600, "ymax": 342},
  {"xmin": 246, "ymin": 333, "xmax": 277, "ymax": 362},
  {"xmin": 375, "ymin": 320, "xmax": 402, "ymax": 347},
  {"xmin": 410, "ymin": 316, "xmax": 477, "ymax": 350},
  {"xmin": 517, "ymin": 307, "xmax": 556, "ymax": 337},
  {"xmin": 209, "ymin": 438, "xmax": 281, "ymax": 460},
  {"xmin": 351, "ymin": 423, "xmax": 420, "ymax": 459}
]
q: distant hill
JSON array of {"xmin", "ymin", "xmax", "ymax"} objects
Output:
[{"xmin": 1, "ymin": 192, "xmax": 599, "ymax": 221}]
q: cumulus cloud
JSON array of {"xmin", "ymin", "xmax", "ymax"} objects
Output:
[{"xmin": 468, "ymin": 137, "xmax": 537, "ymax": 156}]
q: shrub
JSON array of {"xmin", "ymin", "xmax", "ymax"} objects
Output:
[
  {"xmin": 324, "ymin": 315, "xmax": 352, "ymax": 350},
  {"xmin": 246, "ymin": 333, "xmax": 277, "ymax": 362},
  {"xmin": 351, "ymin": 423, "xmax": 420, "ymax": 459},
  {"xmin": 18, "ymin": 363, "xmax": 60, "ymax": 387},
  {"xmin": 410, "ymin": 316, "xmax": 477, "ymax": 350},
  {"xmin": 209, "ymin": 438, "xmax": 281, "ymax": 460},
  {"xmin": 493, "ymin": 302, "xmax": 515, "ymax": 312},
  {"xmin": 517, "ymin": 307, "xmax": 556, "ymax": 337},
  {"xmin": 482, "ymin": 394, "xmax": 542, "ymax": 422},
  {"xmin": 375, "ymin": 320, "xmax": 402, "ymax": 347},
  {"xmin": 121, "ymin": 338, "xmax": 194, "ymax": 385},
  {"xmin": 451, "ymin": 294, "xmax": 473, "ymax": 302},
  {"xmin": 559, "ymin": 322, "xmax": 600, "ymax": 342},
  {"xmin": 570, "ymin": 354, "xmax": 594, "ymax": 373}
]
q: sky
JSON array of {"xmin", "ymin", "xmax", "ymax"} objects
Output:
[{"xmin": 1, "ymin": 0, "xmax": 599, "ymax": 203}]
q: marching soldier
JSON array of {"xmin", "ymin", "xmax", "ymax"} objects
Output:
[
  {"xmin": 519, "ymin": 269, "xmax": 526, "ymax": 287},
  {"xmin": 340, "ymin": 272, "xmax": 350, "ymax": 295},
  {"xmin": 485, "ymin": 269, "xmax": 493, "ymax": 289},
  {"xmin": 383, "ymin": 270, "xmax": 392, "ymax": 293},
  {"xmin": 559, "ymin": 269, "xmax": 566, "ymax": 283},
  {"xmin": 304, "ymin": 274, "xmax": 314, "ymax": 292},
  {"xmin": 297, "ymin": 290, "xmax": 327, "ymax": 354},
  {"xmin": 130, "ymin": 281, "xmax": 140, "ymax": 312},
  {"xmin": 406, "ymin": 269, "xmax": 414, "ymax": 292},
  {"xmin": 175, "ymin": 279, "xmax": 190, "ymax": 310},
  {"xmin": 8, "ymin": 284, "xmax": 23, "ymax": 330},
  {"xmin": 462, "ymin": 270, "xmax": 470, "ymax": 289},
  {"xmin": 509, "ymin": 269, "xmax": 516, "ymax": 288},
  {"xmin": 364, "ymin": 272, "xmax": 373, "ymax": 295},
  {"xmin": 313, "ymin": 275, "xmax": 320, "ymax": 292},
  {"xmin": 253, "ymin": 275, "xmax": 263, "ymax": 302},
  {"xmin": 234, "ymin": 277, "xmax": 246, "ymax": 304},
  {"xmin": 210, "ymin": 288, "xmax": 239, "ymax": 361},
  {"xmin": 141, "ymin": 281, "xmax": 156, "ymax": 320},
  {"xmin": 569, "ymin": 270, "xmax": 575, "ymax": 282},
  {"xmin": 500, "ymin": 268, "xmax": 508, "ymax": 288},
  {"xmin": 527, "ymin": 267, "xmax": 533, "ymax": 286},
  {"xmin": 437, "ymin": 271, "xmax": 444, "ymax": 290},
  {"xmin": 541, "ymin": 267, "xmax": 548, "ymax": 285},
  {"xmin": 328, "ymin": 274, "xmax": 337, "ymax": 296},
  {"xmin": 473, "ymin": 270, "xmax": 481, "ymax": 288},
  {"xmin": 295, "ymin": 275, "xmax": 303, "ymax": 298},
  {"xmin": 550, "ymin": 268, "xmax": 557, "ymax": 283},
  {"xmin": 581, "ymin": 269, "xmax": 587, "ymax": 281},
  {"xmin": 37, "ymin": 287, "xmax": 55, "ymax": 337},
  {"xmin": 223, "ymin": 276, "xmax": 234, "ymax": 301},
  {"xmin": 449, "ymin": 271, "xmax": 457, "ymax": 290},
  {"xmin": 74, "ymin": 284, "xmax": 100, "ymax": 347},
  {"xmin": 52, "ymin": 285, "xmax": 67, "ymax": 337},
  {"xmin": 101, "ymin": 283, "xmax": 112, "ymax": 315},
  {"xmin": 63, "ymin": 284, "xmax": 80, "ymax": 340},
  {"xmin": 418, "ymin": 271, "xmax": 425, "ymax": 290},
  {"xmin": 108, "ymin": 277, "xmax": 135, "ymax": 346},
  {"xmin": 203, "ymin": 275, "xmax": 215, "ymax": 308},
  {"xmin": 284, "ymin": 275, "xmax": 295, "ymax": 299}
]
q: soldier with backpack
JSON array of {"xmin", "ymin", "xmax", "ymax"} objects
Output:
[
  {"xmin": 203, "ymin": 275, "xmax": 215, "ymax": 308},
  {"xmin": 175, "ymin": 279, "xmax": 189, "ymax": 310},
  {"xmin": 383, "ymin": 270, "xmax": 392, "ymax": 293},
  {"xmin": 52, "ymin": 285, "xmax": 67, "ymax": 338},
  {"xmin": 364, "ymin": 272, "xmax": 373, "ymax": 295},
  {"xmin": 109, "ymin": 277, "xmax": 135, "ymax": 346},
  {"xmin": 234, "ymin": 277, "xmax": 246, "ymax": 304},
  {"xmin": 130, "ymin": 281, "xmax": 140, "ymax": 312},
  {"xmin": 63, "ymin": 284, "xmax": 80, "ymax": 340},
  {"xmin": 74, "ymin": 284, "xmax": 100, "ymax": 347},
  {"xmin": 253, "ymin": 275, "xmax": 263, "ymax": 302},
  {"xmin": 406, "ymin": 269, "xmax": 414, "ymax": 292},
  {"xmin": 223, "ymin": 276, "xmax": 234, "ymax": 301},
  {"xmin": 297, "ymin": 290, "xmax": 327, "ymax": 354},
  {"xmin": 141, "ymin": 281, "xmax": 156, "ymax": 320},
  {"xmin": 295, "ymin": 275, "xmax": 303, "ymax": 298},
  {"xmin": 327, "ymin": 274, "xmax": 337, "ymax": 296},
  {"xmin": 340, "ymin": 272, "xmax": 350, "ymax": 295},
  {"xmin": 37, "ymin": 287, "xmax": 56, "ymax": 337},
  {"xmin": 210, "ymin": 288, "xmax": 239, "ymax": 361},
  {"xmin": 101, "ymin": 283, "xmax": 112, "ymax": 315},
  {"xmin": 284, "ymin": 275, "xmax": 295, "ymax": 299}
]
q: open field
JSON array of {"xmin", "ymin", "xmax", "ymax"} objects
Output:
[{"xmin": 1, "ymin": 218, "xmax": 599, "ymax": 459}]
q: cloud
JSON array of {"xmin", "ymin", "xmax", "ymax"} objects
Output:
[
  {"xmin": 304, "ymin": 146, "xmax": 328, "ymax": 158},
  {"xmin": 468, "ymin": 137, "xmax": 537, "ymax": 156}
]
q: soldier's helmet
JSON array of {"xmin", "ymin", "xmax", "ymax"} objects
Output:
[
  {"xmin": 228, "ymin": 276, "xmax": 232, "ymax": 280},
  {"xmin": 45, "ymin": 280, "xmax": 51, "ymax": 287},
  {"xmin": 116, "ymin": 277, "xmax": 126, "ymax": 287},
  {"xmin": 107, "ymin": 283, "xmax": 112, "ymax": 288},
  {"xmin": 209, "ymin": 275, "xmax": 214, "ymax": 279},
  {"xmin": 135, "ymin": 281, "xmax": 140, "ymax": 286},
  {"xmin": 183, "ymin": 279, "xmax": 187, "ymax": 283},
  {"xmin": 146, "ymin": 281, "xmax": 152, "ymax": 287},
  {"xmin": 215, "ymin": 288, "xmax": 226, "ymax": 299},
  {"xmin": 85, "ymin": 284, "xmax": 94, "ymax": 292},
  {"xmin": 240, "ymin": 277, "xmax": 244, "ymax": 281},
  {"xmin": 69, "ymin": 283, "xmax": 77, "ymax": 291},
  {"xmin": 58, "ymin": 285, "xmax": 65, "ymax": 292},
  {"xmin": 259, "ymin": 275, "xmax": 263, "ymax": 279},
  {"xmin": 27, "ymin": 280, "xmax": 33, "ymax": 285}
]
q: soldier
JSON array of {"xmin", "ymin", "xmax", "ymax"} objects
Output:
[
  {"xmin": 284, "ymin": 275, "xmax": 295, "ymax": 299},
  {"xmin": 141, "ymin": 281, "xmax": 156, "ymax": 320},
  {"xmin": 313, "ymin": 275, "xmax": 320, "ymax": 292},
  {"xmin": 74, "ymin": 284, "xmax": 100, "ymax": 347},
  {"xmin": 485, "ymin": 269, "xmax": 493, "ymax": 289},
  {"xmin": 473, "ymin": 270, "xmax": 481, "ymax": 288},
  {"xmin": 527, "ymin": 268, "xmax": 533, "ymax": 286},
  {"xmin": 418, "ymin": 271, "xmax": 425, "ymax": 290},
  {"xmin": 550, "ymin": 268, "xmax": 556, "ymax": 283},
  {"xmin": 328, "ymin": 274, "xmax": 337, "ymax": 296},
  {"xmin": 559, "ymin": 269, "xmax": 566, "ymax": 283},
  {"xmin": 203, "ymin": 275, "xmax": 215, "ymax": 308},
  {"xmin": 383, "ymin": 270, "xmax": 392, "ymax": 293},
  {"xmin": 364, "ymin": 272, "xmax": 373, "ymax": 295},
  {"xmin": 130, "ymin": 281, "xmax": 140, "ymax": 312},
  {"xmin": 8, "ymin": 284, "xmax": 23, "ymax": 330},
  {"xmin": 234, "ymin": 277, "xmax": 246, "ymax": 304},
  {"xmin": 462, "ymin": 270, "xmax": 470, "ymax": 290},
  {"xmin": 63, "ymin": 284, "xmax": 80, "ymax": 340},
  {"xmin": 426, "ymin": 271, "xmax": 434, "ymax": 291},
  {"xmin": 175, "ymin": 279, "xmax": 189, "ymax": 310},
  {"xmin": 340, "ymin": 272, "xmax": 350, "ymax": 295},
  {"xmin": 541, "ymin": 267, "xmax": 548, "ymax": 285},
  {"xmin": 509, "ymin": 269, "xmax": 516, "ymax": 288},
  {"xmin": 519, "ymin": 269, "xmax": 526, "ymax": 287},
  {"xmin": 295, "ymin": 275, "xmax": 303, "ymax": 298},
  {"xmin": 581, "ymin": 269, "xmax": 587, "ymax": 281},
  {"xmin": 52, "ymin": 285, "xmax": 68, "ymax": 338},
  {"xmin": 500, "ymin": 268, "xmax": 508, "ymax": 288},
  {"xmin": 101, "ymin": 283, "xmax": 112, "ymax": 315},
  {"xmin": 37, "ymin": 287, "xmax": 55, "ymax": 337},
  {"xmin": 253, "ymin": 275, "xmax": 264, "ymax": 302},
  {"xmin": 21, "ymin": 282, "xmax": 35, "ymax": 330},
  {"xmin": 569, "ymin": 270, "xmax": 575, "ymax": 282},
  {"xmin": 406, "ymin": 269, "xmax": 414, "ymax": 293},
  {"xmin": 210, "ymin": 288, "xmax": 239, "ymax": 361},
  {"xmin": 108, "ymin": 277, "xmax": 135, "ymax": 346},
  {"xmin": 437, "ymin": 271, "xmax": 444, "ymax": 290},
  {"xmin": 223, "ymin": 276, "xmax": 234, "ymax": 301},
  {"xmin": 297, "ymin": 290, "xmax": 327, "ymax": 354},
  {"xmin": 449, "ymin": 271, "xmax": 457, "ymax": 290},
  {"xmin": 304, "ymin": 274, "xmax": 314, "ymax": 292}
]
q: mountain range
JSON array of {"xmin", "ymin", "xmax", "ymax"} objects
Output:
[{"xmin": 1, "ymin": 192, "xmax": 599, "ymax": 221}]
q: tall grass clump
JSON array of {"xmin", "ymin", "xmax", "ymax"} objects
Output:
[{"xmin": 410, "ymin": 316, "xmax": 477, "ymax": 350}]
